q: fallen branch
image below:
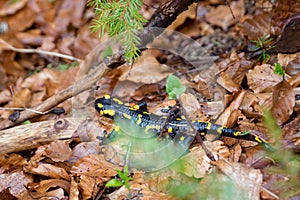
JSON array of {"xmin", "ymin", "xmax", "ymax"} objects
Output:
[{"xmin": 0, "ymin": 117, "xmax": 80, "ymax": 154}]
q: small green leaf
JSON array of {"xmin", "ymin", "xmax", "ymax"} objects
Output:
[
  {"xmin": 274, "ymin": 63, "xmax": 285, "ymax": 76},
  {"xmin": 23, "ymin": 120, "xmax": 31, "ymax": 125},
  {"xmin": 166, "ymin": 75, "xmax": 186, "ymax": 99},
  {"xmin": 105, "ymin": 179, "xmax": 124, "ymax": 187}
]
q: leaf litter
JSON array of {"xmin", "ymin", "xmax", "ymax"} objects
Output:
[{"xmin": 0, "ymin": 0, "xmax": 299, "ymax": 199}]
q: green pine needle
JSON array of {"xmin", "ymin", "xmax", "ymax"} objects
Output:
[{"xmin": 88, "ymin": 0, "xmax": 147, "ymax": 62}]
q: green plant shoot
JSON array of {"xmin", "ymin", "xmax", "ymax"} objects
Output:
[
  {"xmin": 274, "ymin": 63, "xmax": 285, "ymax": 77},
  {"xmin": 105, "ymin": 165, "xmax": 132, "ymax": 191},
  {"xmin": 166, "ymin": 75, "xmax": 186, "ymax": 99}
]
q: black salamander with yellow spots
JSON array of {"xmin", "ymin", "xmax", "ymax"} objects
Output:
[{"xmin": 95, "ymin": 95, "xmax": 272, "ymax": 150}]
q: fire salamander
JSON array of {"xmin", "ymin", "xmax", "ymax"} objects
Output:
[{"xmin": 95, "ymin": 95, "xmax": 273, "ymax": 150}]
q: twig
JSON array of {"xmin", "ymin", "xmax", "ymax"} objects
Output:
[
  {"xmin": 0, "ymin": 62, "xmax": 110, "ymax": 130},
  {"xmin": 0, "ymin": 39, "xmax": 81, "ymax": 62},
  {"xmin": 178, "ymin": 97, "xmax": 216, "ymax": 161}
]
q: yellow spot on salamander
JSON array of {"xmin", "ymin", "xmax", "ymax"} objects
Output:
[
  {"xmin": 113, "ymin": 98, "xmax": 123, "ymax": 104},
  {"xmin": 145, "ymin": 125, "xmax": 161, "ymax": 134},
  {"xmin": 97, "ymin": 103, "xmax": 103, "ymax": 108},
  {"xmin": 234, "ymin": 131, "xmax": 240, "ymax": 136},
  {"xmin": 123, "ymin": 113, "xmax": 131, "ymax": 119},
  {"xmin": 176, "ymin": 118, "xmax": 181, "ymax": 121},
  {"xmin": 168, "ymin": 127, "xmax": 173, "ymax": 133},
  {"xmin": 143, "ymin": 111, "xmax": 150, "ymax": 115},
  {"xmin": 255, "ymin": 136, "xmax": 262, "ymax": 143},
  {"xmin": 114, "ymin": 126, "xmax": 120, "ymax": 132},
  {"xmin": 200, "ymin": 132, "xmax": 205, "ymax": 136},
  {"xmin": 217, "ymin": 126, "xmax": 224, "ymax": 134},
  {"xmin": 181, "ymin": 115, "xmax": 186, "ymax": 119},
  {"xmin": 103, "ymin": 110, "xmax": 115, "ymax": 116},
  {"xmin": 99, "ymin": 110, "xmax": 104, "ymax": 115},
  {"xmin": 206, "ymin": 122, "xmax": 211, "ymax": 130},
  {"xmin": 133, "ymin": 104, "xmax": 140, "ymax": 110},
  {"xmin": 104, "ymin": 94, "xmax": 110, "ymax": 99},
  {"xmin": 180, "ymin": 136, "xmax": 185, "ymax": 141},
  {"xmin": 136, "ymin": 114, "xmax": 142, "ymax": 125}
]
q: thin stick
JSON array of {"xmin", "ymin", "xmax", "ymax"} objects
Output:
[
  {"xmin": 0, "ymin": 63, "xmax": 109, "ymax": 130},
  {"xmin": 0, "ymin": 39, "xmax": 81, "ymax": 62}
]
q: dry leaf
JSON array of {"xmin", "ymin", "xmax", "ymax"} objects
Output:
[
  {"xmin": 205, "ymin": 0, "xmax": 244, "ymax": 31},
  {"xmin": 45, "ymin": 140, "xmax": 72, "ymax": 162},
  {"xmin": 247, "ymin": 64, "xmax": 282, "ymax": 93},
  {"xmin": 216, "ymin": 90, "xmax": 246, "ymax": 126},
  {"xmin": 71, "ymin": 154, "xmax": 117, "ymax": 177},
  {"xmin": 34, "ymin": 179, "xmax": 70, "ymax": 194},
  {"xmin": 240, "ymin": 92, "xmax": 272, "ymax": 117},
  {"xmin": 217, "ymin": 72, "xmax": 240, "ymax": 93},
  {"xmin": 119, "ymin": 50, "xmax": 172, "ymax": 84},
  {"xmin": 282, "ymin": 115, "xmax": 300, "ymax": 152},
  {"xmin": 0, "ymin": 172, "xmax": 31, "ymax": 198},
  {"xmin": 68, "ymin": 142, "xmax": 102, "ymax": 163},
  {"xmin": 215, "ymin": 160, "xmax": 263, "ymax": 200},
  {"xmin": 24, "ymin": 163, "xmax": 70, "ymax": 180},
  {"xmin": 271, "ymin": 80, "xmax": 295, "ymax": 125},
  {"xmin": 175, "ymin": 141, "xmax": 229, "ymax": 178},
  {"xmin": 241, "ymin": 12, "xmax": 272, "ymax": 40},
  {"xmin": 0, "ymin": 0, "xmax": 28, "ymax": 16}
]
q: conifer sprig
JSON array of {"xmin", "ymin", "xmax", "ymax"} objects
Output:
[{"xmin": 88, "ymin": 0, "xmax": 147, "ymax": 62}]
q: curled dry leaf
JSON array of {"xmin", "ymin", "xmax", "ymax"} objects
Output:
[
  {"xmin": 240, "ymin": 92, "xmax": 272, "ymax": 117},
  {"xmin": 68, "ymin": 142, "xmax": 102, "ymax": 163},
  {"xmin": 175, "ymin": 141, "xmax": 229, "ymax": 178},
  {"xmin": 45, "ymin": 140, "xmax": 72, "ymax": 162},
  {"xmin": 205, "ymin": 0, "xmax": 245, "ymax": 31},
  {"xmin": 0, "ymin": 172, "xmax": 31, "ymax": 198},
  {"xmin": 119, "ymin": 50, "xmax": 172, "ymax": 84},
  {"xmin": 0, "ymin": 0, "xmax": 28, "ymax": 16},
  {"xmin": 282, "ymin": 114, "xmax": 300, "ymax": 152},
  {"xmin": 217, "ymin": 72, "xmax": 240, "ymax": 93},
  {"xmin": 216, "ymin": 90, "xmax": 246, "ymax": 126},
  {"xmin": 24, "ymin": 163, "xmax": 70, "ymax": 180},
  {"xmin": 34, "ymin": 179, "xmax": 70, "ymax": 194},
  {"xmin": 240, "ymin": 11, "xmax": 272, "ymax": 40},
  {"xmin": 247, "ymin": 64, "xmax": 282, "ymax": 93},
  {"xmin": 271, "ymin": 80, "xmax": 295, "ymax": 125},
  {"xmin": 215, "ymin": 160, "xmax": 263, "ymax": 200},
  {"xmin": 180, "ymin": 93, "xmax": 201, "ymax": 119},
  {"xmin": 71, "ymin": 154, "xmax": 117, "ymax": 178}
]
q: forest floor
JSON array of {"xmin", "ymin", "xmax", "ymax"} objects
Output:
[{"xmin": 0, "ymin": 0, "xmax": 299, "ymax": 199}]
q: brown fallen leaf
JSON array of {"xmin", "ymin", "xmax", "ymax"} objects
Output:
[
  {"xmin": 119, "ymin": 50, "xmax": 172, "ymax": 84},
  {"xmin": 45, "ymin": 140, "xmax": 72, "ymax": 162},
  {"xmin": 217, "ymin": 72, "xmax": 240, "ymax": 93},
  {"xmin": 240, "ymin": 92, "xmax": 272, "ymax": 117},
  {"xmin": 247, "ymin": 64, "xmax": 282, "ymax": 93},
  {"xmin": 0, "ymin": 0, "xmax": 28, "ymax": 16},
  {"xmin": 0, "ymin": 153, "xmax": 27, "ymax": 173},
  {"xmin": 24, "ymin": 163, "xmax": 70, "ymax": 180},
  {"xmin": 240, "ymin": 11, "xmax": 272, "ymax": 40},
  {"xmin": 0, "ymin": 172, "xmax": 31, "ymax": 199},
  {"xmin": 215, "ymin": 160, "xmax": 263, "ymax": 200},
  {"xmin": 216, "ymin": 90, "xmax": 246, "ymax": 127},
  {"xmin": 34, "ymin": 179, "xmax": 70, "ymax": 194},
  {"xmin": 174, "ymin": 141, "xmax": 229, "ymax": 178},
  {"xmin": 271, "ymin": 80, "xmax": 295, "ymax": 125},
  {"xmin": 71, "ymin": 154, "xmax": 117, "ymax": 178},
  {"xmin": 282, "ymin": 114, "xmax": 300, "ymax": 152},
  {"xmin": 205, "ymin": 0, "xmax": 244, "ymax": 31}
]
